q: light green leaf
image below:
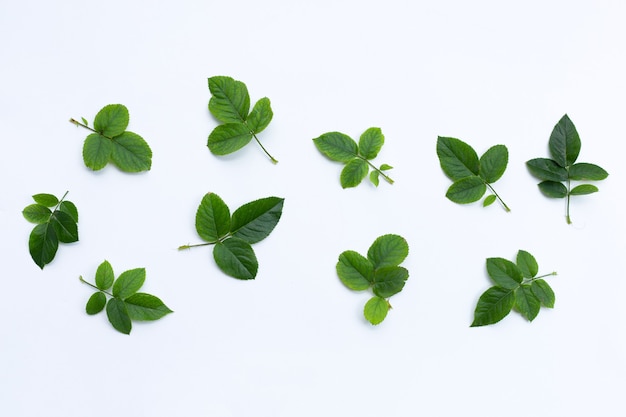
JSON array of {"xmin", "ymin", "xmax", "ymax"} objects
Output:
[
  {"xmin": 358, "ymin": 127, "xmax": 384, "ymax": 160},
  {"xmin": 207, "ymin": 123, "xmax": 253, "ymax": 156},
  {"xmin": 570, "ymin": 184, "xmax": 599, "ymax": 195},
  {"xmin": 93, "ymin": 104, "xmax": 129, "ymax": 138},
  {"xmin": 231, "ymin": 196, "xmax": 284, "ymax": 244},
  {"xmin": 486, "ymin": 257, "xmax": 523, "ymax": 289},
  {"xmin": 208, "ymin": 76, "xmax": 250, "ymax": 123},
  {"xmin": 313, "ymin": 132, "xmax": 358, "ymax": 162},
  {"xmin": 106, "ymin": 298, "xmax": 132, "ymax": 335},
  {"xmin": 516, "ymin": 250, "xmax": 538, "ymax": 278},
  {"xmin": 83, "ymin": 133, "xmax": 113, "ymax": 171},
  {"xmin": 195, "ymin": 193, "xmax": 231, "ymax": 242},
  {"xmin": 124, "ymin": 293, "xmax": 173, "ymax": 321},
  {"xmin": 514, "ymin": 285, "xmax": 541, "ymax": 322},
  {"xmin": 479, "ymin": 144, "xmax": 508, "ymax": 183},
  {"xmin": 213, "ymin": 237, "xmax": 258, "ymax": 280},
  {"xmin": 246, "ymin": 97, "xmax": 273, "ymax": 134},
  {"xmin": 526, "ymin": 158, "xmax": 568, "ymax": 182},
  {"xmin": 363, "ymin": 296, "xmax": 389, "ymax": 325},
  {"xmin": 28, "ymin": 222, "xmax": 58, "ymax": 269},
  {"xmin": 372, "ymin": 266, "xmax": 409, "ymax": 298},
  {"xmin": 549, "ymin": 114, "xmax": 581, "ymax": 167},
  {"xmin": 483, "ymin": 194, "xmax": 496, "ymax": 207},
  {"xmin": 22, "ymin": 204, "xmax": 52, "ymax": 224},
  {"xmin": 367, "ymin": 234, "xmax": 409, "ymax": 269},
  {"xmin": 380, "ymin": 164, "xmax": 393, "ymax": 171},
  {"xmin": 569, "ymin": 163, "xmax": 609, "ymax": 181},
  {"xmin": 86, "ymin": 292, "xmax": 106, "ymax": 315},
  {"xmin": 111, "ymin": 131, "xmax": 152, "ymax": 172},
  {"xmin": 112, "ymin": 268, "xmax": 146, "ymax": 299},
  {"xmin": 340, "ymin": 158, "xmax": 368, "ymax": 188},
  {"xmin": 59, "ymin": 201, "xmax": 78, "ymax": 223},
  {"xmin": 50, "ymin": 210, "xmax": 78, "ymax": 243},
  {"xmin": 95, "ymin": 260, "xmax": 115, "ymax": 291},
  {"xmin": 471, "ymin": 286, "xmax": 515, "ymax": 327},
  {"xmin": 538, "ymin": 181, "xmax": 567, "ymax": 198},
  {"xmin": 531, "ymin": 279, "xmax": 555, "ymax": 308},
  {"xmin": 445, "ymin": 176, "xmax": 486, "ymax": 204},
  {"xmin": 32, "ymin": 193, "xmax": 59, "ymax": 207},
  {"xmin": 369, "ymin": 170, "xmax": 380, "ymax": 187},
  {"xmin": 436, "ymin": 136, "xmax": 480, "ymax": 181},
  {"xmin": 81, "ymin": 117, "xmax": 89, "ymax": 126},
  {"xmin": 336, "ymin": 250, "xmax": 374, "ymax": 290}
]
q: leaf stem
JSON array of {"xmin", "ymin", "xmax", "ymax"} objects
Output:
[
  {"xmin": 535, "ymin": 271, "xmax": 557, "ymax": 280},
  {"xmin": 251, "ymin": 131, "xmax": 278, "ymax": 164},
  {"xmin": 485, "ymin": 183, "xmax": 510, "ymax": 212},
  {"xmin": 178, "ymin": 242, "xmax": 215, "ymax": 250},
  {"xmin": 69, "ymin": 118, "xmax": 113, "ymax": 140},
  {"xmin": 361, "ymin": 157, "xmax": 394, "ymax": 184},
  {"xmin": 79, "ymin": 276, "xmax": 113, "ymax": 297},
  {"xmin": 566, "ymin": 177, "xmax": 572, "ymax": 224}
]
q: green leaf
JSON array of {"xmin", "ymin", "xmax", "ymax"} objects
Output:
[
  {"xmin": 471, "ymin": 286, "xmax": 515, "ymax": 327},
  {"xmin": 514, "ymin": 285, "xmax": 541, "ymax": 322},
  {"xmin": 379, "ymin": 164, "xmax": 393, "ymax": 171},
  {"xmin": 32, "ymin": 193, "xmax": 59, "ymax": 207},
  {"xmin": 50, "ymin": 210, "xmax": 78, "ymax": 243},
  {"xmin": 526, "ymin": 158, "xmax": 568, "ymax": 182},
  {"xmin": 95, "ymin": 260, "xmax": 115, "ymax": 291},
  {"xmin": 358, "ymin": 127, "xmax": 384, "ymax": 160},
  {"xmin": 538, "ymin": 181, "xmax": 567, "ymax": 198},
  {"xmin": 22, "ymin": 204, "xmax": 52, "ymax": 224},
  {"xmin": 516, "ymin": 250, "xmax": 538, "ymax": 278},
  {"xmin": 246, "ymin": 97, "xmax": 273, "ymax": 134},
  {"xmin": 483, "ymin": 194, "xmax": 496, "ymax": 207},
  {"xmin": 124, "ymin": 293, "xmax": 173, "ymax": 321},
  {"xmin": 372, "ymin": 266, "xmax": 409, "ymax": 298},
  {"xmin": 570, "ymin": 184, "xmax": 599, "ymax": 195},
  {"xmin": 313, "ymin": 132, "xmax": 358, "ymax": 162},
  {"xmin": 549, "ymin": 114, "xmax": 581, "ymax": 167},
  {"xmin": 195, "ymin": 193, "xmax": 231, "ymax": 242},
  {"xmin": 436, "ymin": 136, "xmax": 479, "ymax": 181},
  {"xmin": 213, "ymin": 237, "xmax": 258, "ymax": 280},
  {"xmin": 59, "ymin": 201, "xmax": 78, "ymax": 223},
  {"xmin": 369, "ymin": 170, "xmax": 380, "ymax": 187},
  {"xmin": 94, "ymin": 104, "xmax": 129, "ymax": 137},
  {"xmin": 445, "ymin": 176, "xmax": 486, "ymax": 204},
  {"xmin": 110, "ymin": 131, "xmax": 152, "ymax": 172},
  {"xmin": 364, "ymin": 296, "xmax": 389, "ymax": 325},
  {"xmin": 207, "ymin": 123, "xmax": 253, "ymax": 156},
  {"xmin": 208, "ymin": 76, "xmax": 250, "ymax": 123},
  {"xmin": 569, "ymin": 163, "xmax": 609, "ymax": 181},
  {"xmin": 81, "ymin": 117, "xmax": 89, "ymax": 126},
  {"xmin": 340, "ymin": 158, "xmax": 369, "ymax": 188},
  {"xmin": 231, "ymin": 196, "xmax": 284, "ymax": 244},
  {"xmin": 83, "ymin": 133, "xmax": 113, "ymax": 171},
  {"xmin": 531, "ymin": 279, "xmax": 555, "ymax": 308},
  {"xmin": 28, "ymin": 223, "xmax": 58, "ymax": 269},
  {"xmin": 479, "ymin": 144, "xmax": 508, "ymax": 183},
  {"xmin": 336, "ymin": 251, "xmax": 374, "ymax": 290},
  {"xmin": 112, "ymin": 268, "xmax": 146, "ymax": 299},
  {"xmin": 86, "ymin": 292, "xmax": 106, "ymax": 315},
  {"xmin": 486, "ymin": 257, "xmax": 523, "ymax": 289},
  {"xmin": 367, "ymin": 234, "xmax": 409, "ymax": 269},
  {"xmin": 106, "ymin": 298, "xmax": 132, "ymax": 334}
]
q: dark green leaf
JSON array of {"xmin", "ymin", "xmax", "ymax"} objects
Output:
[
  {"xmin": 569, "ymin": 163, "xmax": 609, "ymax": 181},
  {"xmin": 358, "ymin": 127, "xmax": 384, "ymax": 160},
  {"xmin": 32, "ymin": 193, "xmax": 59, "ymax": 207},
  {"xmin": 436, "ymin": 136, "xmax": 480, "ymax": 181},
  {"xmin": 86, "ymin": 292, "xmax": 106, "ymax": 315},
  {"xmin": 112, "ymin": 268, "xmax": 146, "ymax": 299},
  {"xmin": 28, "ymin": 223, "xmax": 58, "ymax": 269},
  {"xmin": 370, "ymin": 170, "xmax": 380, "ymax": 187},
  {"xmin": 83, "ymin": 133, "xmax": 113, "ymax": 171},
  {"xmin": 483, "ymin": 194, "xmax": 496, "ymax": 207},
  {"xmin": 246, "ymin": 97, "xmax": 273, "ymax": 134},
  {"xmin": 479, "ymin": 144, "xmax": 508, "ymax": 183},
  {"xmin": 94, "ymin": 104, "xmax": 129, "ymax": 137},
  {"xmin": 372, "ymin": 266, "xmax": 409, "ymax": 298},
  {"xmin": 22, "ymin": 204, "xmax": 52, "ymax": 224},
  {"xmin": 471, "ymin": 286, "xmax": 515, "ymax": 327},
  {"xmin": 336, "ymin": 250, "xmax": 374, "ymax": 291},
  {"xmin": 570, "ymin": 184, "xmax": 599, "ymax": 195},
  {"xmin": 526, "ymin": 158, "xmax": 568, "ymax": 182},
  {"xmin": 111, "ymin": 131, "xmax": 152, "ymax": 172},
  {"xmin": 207, "ymin": 123, "xmax": 253, "ymax": 155},
  {"xmin": 125, "ymin": 293, "xmax": 173, "ymax": 321},
  {"xmin": 515, "ymin": 285, "xmax": 541, "ymax": 321},
  {"xmin": 445, "ymin": 176, "xmax": 486, "ymax": 204},
  {"xmin": 364, "ymin": 296, "xmax": 389, "ymax": 325},
  {"xmin": 538, "ymin": 181, "xmax": 567, "ymax": 198},
  {"xmin": 106, "ymin": 298, "xmax": 131, "ymax": 334},
  {"xmin": 486, "ymin": 257, "xmax": 522, "ymax": 289},
  {"xmin": 195, "ymin": 193, "xmax": 231, "ymax": 242},
  {"xmin": 50, "ymin": 211, "xmax": 78, "ymax": 243},
  {"xmin": 213, "ymin": 237, "xmax": 258, "ymax": 280},
  {"xmin": 231, "ymin": 197, "xmax": 284, "ymax": 244},
  {"xmin": 516, "ymin": 250, "xmax": 538, "ymax": 278},
  {"xmin": 367, "ymin": 234, "xmax": 409, "ymax": 269},
  {"xmin": 531, "ymin": 279, "xmax": 555, "ymax": 308},
  {"xmin": 95, "ymin": 260, "xmax": 115, "ymax": 291},
  {"xmin": 313, "ymin": 132, "xmax": 358, "ymax": 162},
  {"xmin": 208, "ymin": 76, "xmax": 250, "ymax": 123},
  {"xmin": 379, "ymin": 164, "xmax": 393, "ymax": 171},
  {"xmin": 340, "ymin": 158, "xmax": 368, "ymax": 188},
  {"xmin": 549, "ymin": 114, "xmax": 581, "ymax": 167},
  {"xmin": 59, "ymin": 201, "xmax": 78, "ymax": 223}
]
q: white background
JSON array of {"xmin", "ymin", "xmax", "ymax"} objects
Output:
[{"xmin": 1, "ymin": 1, "xmax": 625, "ymax": 416}]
